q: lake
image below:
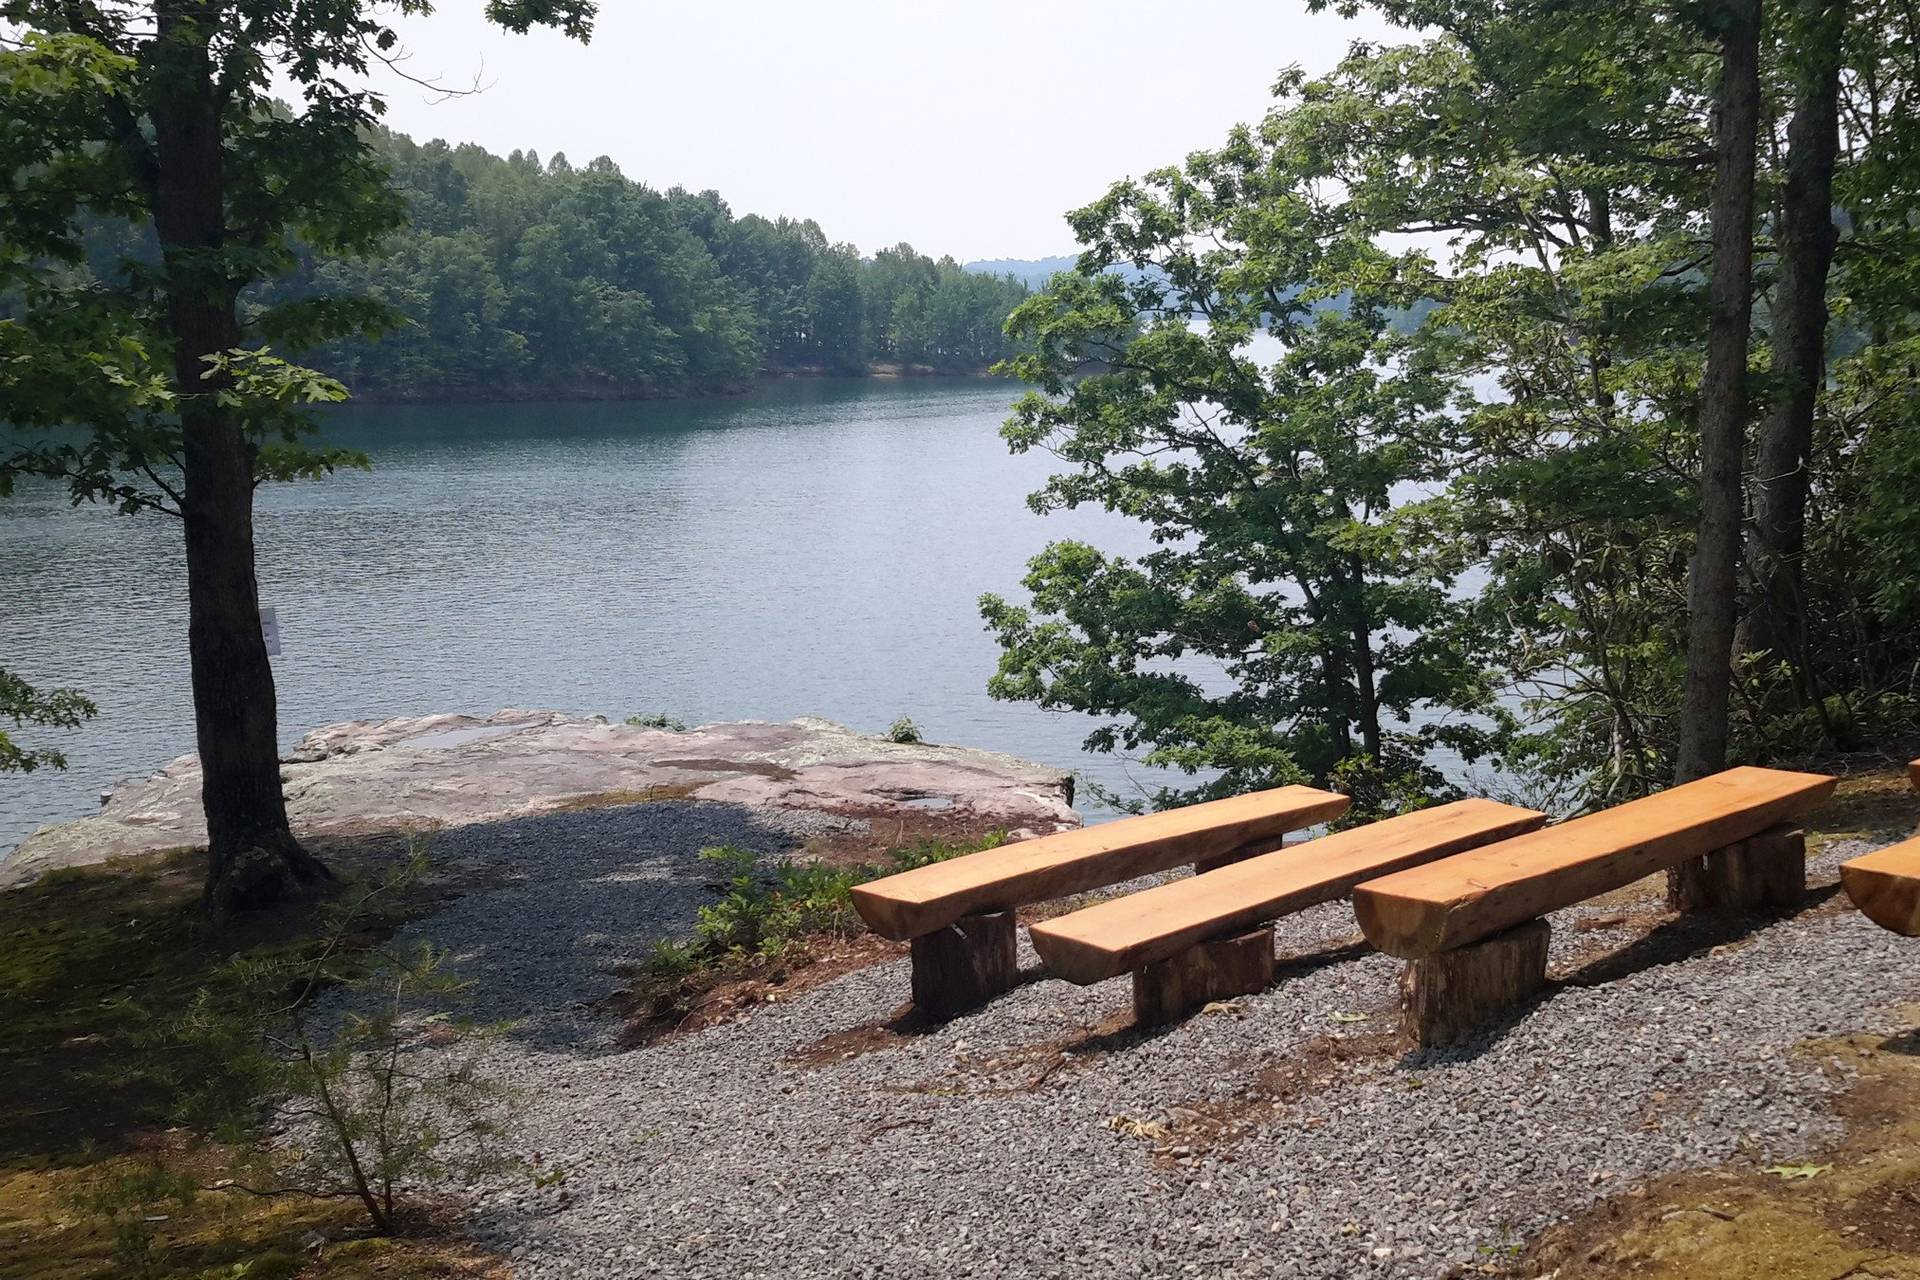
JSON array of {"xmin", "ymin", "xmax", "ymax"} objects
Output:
[{"xmin": 2, "ymin": 376, "xmax": 1198, "ymax": 852}]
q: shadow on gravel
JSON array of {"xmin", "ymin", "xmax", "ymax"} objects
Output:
[
  {"xmin": 1408, "ymin": 885, "xmax": 1848, "ymax": 1066},
  {"xmin": 399, "ymin": 800, "xmax": 817, "ymax": 1053}
]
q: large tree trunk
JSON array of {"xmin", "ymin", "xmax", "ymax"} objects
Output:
[
  {"xmin": 1676, "ymin": 0, "xmax": 1764, "ymax": 784},
  {"xmin": 149, "ymin": 7, "xmax": 329, "ymax": 913},
  {"xmin": 1747, "ymin": 0, "xmax": 1846, "ymax": 707}
]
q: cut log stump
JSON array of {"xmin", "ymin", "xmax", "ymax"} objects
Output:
[
  {"xmin": 1132, "ymin": 925, "xmax": 1276, "ymax": 1027},
  {"xmin": 909, "ymin": 909, "xmax": 1017, "ymax": 1020},
  {"xmin": 1400, "ymin": 918, "xmax": 1549, "ymax": 1049},
  {"xmin": 1666, "ymin": 823, "xmax": 1805, "ymax": 915},
  {"xmin": 1193, "ymin": 835, "xmax": 1286, "ymax": 876}
]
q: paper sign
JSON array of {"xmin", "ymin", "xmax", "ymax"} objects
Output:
[{"xmin": 262, "ymin": 607, "xmax": 282, "ymax": 657}]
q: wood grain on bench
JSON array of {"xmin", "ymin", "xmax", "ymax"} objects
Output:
[
  {"xmin": 1029, "ymin": 798, "xmax": 1546, "ymax": 984},
  {"xmin": 1841, "ymin": 834, "xmax": 1920, "ymax": 937},
  {"xmin": 849, "ymin": 784, "xmax": 1350, "ymax": 941},
  {"xmin": 1353, "ymin": 766, "xmax": 1837, "ymax": 959}
]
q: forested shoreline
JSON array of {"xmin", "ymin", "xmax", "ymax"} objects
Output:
[{"xmin": 68, "ymin": 128, "xmax": 1032, "ymax": 403}]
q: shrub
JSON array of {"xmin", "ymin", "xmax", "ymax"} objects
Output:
[
  {"xmin": 625, "ymin": 712, "xmax": 689, "ymax": 732},
  {"xmin": 168, "ymin": 848, "xmax": 520, "ymax": 1236},
  {"xmin": 651, "ymin": 832, "xmax": 1009, "ymax": 976},
  {"xmin": 886, "ymin": 715, "xmax": 922, "ymax": 744}
]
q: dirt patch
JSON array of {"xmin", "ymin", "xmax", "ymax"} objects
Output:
[
  {"xmin": 539, "ymin": 784, "xmax": 703, "ymax": 812},
  {"xmin": 788, "ymin": 1007, "xmax": 928, "ymax": 1067},
  {"xmin": 1494, "ymin": 1010, "xmax": 1920, "ymax": 1279},
  {"xmin": 654, "ymin": 758, "xmax": 799, "ymax": 782},
  {"xmin": 865, "ymin": 1007, "xmax": 1138, "ymax": 1099},
  {"xmin": 796, "ymin": 809, "xmax": 1034, "ymax": 871},
  {"xmin": 1131, "ymin": 1026, "xmax": 1402, "ymax": 1165},
  {"xmin": 609, "ymin": 933, "xmax": 906, "ymax": 1049}
]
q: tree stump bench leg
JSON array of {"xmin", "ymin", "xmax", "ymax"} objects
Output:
[
  {"xmin": 1132, "ymin": 925, "xmax": 1277, "ymax": 1027},
  {"xmin": 1666, "ymin": 823, "xmax": 1805, "ymax": 915},
  {"xmin": 910, "ymin": 909, "xmax": 1017, "ymax": 1020},
  {"xmin": 1399, "ymin": 918, "xmax": 1549, "ymax": 1049},
  {"xmin": 1194, "ymin": 835, "xmax": 1287, "ymax": 875}
]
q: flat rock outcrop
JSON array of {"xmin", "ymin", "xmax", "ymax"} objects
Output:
[{"xmin": 2, "ymin": 710, "xmax": 1079, "ymax": 888}]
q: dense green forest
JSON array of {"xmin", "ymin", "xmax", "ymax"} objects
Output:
[
  {"xmin": 66, "ymin": 129, "xmax": 1031, "ymax": 401},
  {"xmin": 984, "ymin": 0, "xmax": 1920, "ymax": 818}
]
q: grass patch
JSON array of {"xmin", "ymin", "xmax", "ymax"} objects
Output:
[{"xmin": 1807, "ymin": 768, "xmax": 1920, "ymax": 851}]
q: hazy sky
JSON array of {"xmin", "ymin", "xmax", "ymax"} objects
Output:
[{"xmin": 366, "ymin": 1, "xmax": 1399, "ymax": 262}]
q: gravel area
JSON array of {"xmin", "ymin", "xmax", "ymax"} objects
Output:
[
  {"xmin": 381, "ymin": 800, "xmax": 865, "ymax": 1049},
  {"xmin": 316, "ymin": 807, "xmax": 1920, "ymax": 1279}
]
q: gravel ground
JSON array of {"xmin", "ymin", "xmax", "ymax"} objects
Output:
[{"xmin": 315, "ymin": 804, "xmax": 1920, "ymax": 1279}]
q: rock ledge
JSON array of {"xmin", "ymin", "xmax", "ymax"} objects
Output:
[{"xmin": 2, "ymin": 710, "xmax": 1079, "ymax": 888}]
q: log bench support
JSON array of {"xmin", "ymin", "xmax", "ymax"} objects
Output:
[
  {"xmin": 1132, "ymin": 925, "xmax": 1277, "ymax": 1026},
  {"xmin": 1399, "ymin": 918, "xmax": 1550, "ymax": 1049},
  {"xmin": 909, "ymin": 909, "xmax": 1017, "ymax": 1020},
  {"xmin": 1193, "ymin": 835, "xmax": 1287, "ymax": 876},
  {"xmin": 1666, "ymin": 823, "xmax": 1805, "ymax": 915}
]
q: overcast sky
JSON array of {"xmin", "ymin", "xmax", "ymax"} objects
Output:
[{"xmin": 366, "ymin": 0, "xmax": 1399, "ymax": 262}]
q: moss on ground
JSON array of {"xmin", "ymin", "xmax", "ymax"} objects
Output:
[
  {"xmin": 0, "ymin": 849, "xmax": 489, "ymax": 1278},
  {"xmin": 1510, "ymin": 1015, "xmax": 1920, "ymax": 1279}
]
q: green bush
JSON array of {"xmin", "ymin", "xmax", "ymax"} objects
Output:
[
  {"xmin": 888, "ymin": 829, "xmax": 1008, "ymax": 872},
  {"xmin": 625, "ymin": 712, "xmax": 689, "ymax": 732},
  {"xmin": 650, "ymin": 832, "xmax": 1008, "ymax": 977},
  {"xmin": 886, "ymin": 715, "xmax": 922, "ymax": 744}
]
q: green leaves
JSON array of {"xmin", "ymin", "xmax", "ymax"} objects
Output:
[
  {"xmin": 982, "ymin": 114, "xmax": 1501, "ymax": 817},
  {"xmin": 0, "ymin": 668, "xmax": 97, "ymax": 774}
]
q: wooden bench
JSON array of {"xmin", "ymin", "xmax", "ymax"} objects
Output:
[
  {"xmin": 849, "ymin": 784, "xmax": 1349, "ymax": 1018},
  {"xmin": 1839, "ymin": 761, "xmax": 1920, "ymax": 936},
  {"xmin": 1353, "ymin": 766, "xmax": 1837, "ymax": 1046},
  {"xmin": 1842, "ymin": 836, "xmax": 1920, "ymax": 937},
  {"xmin": 1029, "ymin": 798, "xmax": 1547, "ymax": 1025}
]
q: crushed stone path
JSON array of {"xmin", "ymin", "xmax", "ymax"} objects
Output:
[{"xmin": 327, "ymin": 804, "xmax": 1920, "ymax": 1279}]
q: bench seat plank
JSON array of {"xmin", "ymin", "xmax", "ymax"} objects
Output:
[
  {"xmin": 1029, "ymin": 798, "xmax": 1546, "ymax": 984},
  {"xmin": 1841, "ymin": 835, "xmax": 1920, "ymax": 937},
  {"xmin": 849, "ymin": 784, "xmax": 1349, "ymax": 941},
  {"xmin": 1353, "ymin": 766, "xmax": 1837, "ymax": 959}
]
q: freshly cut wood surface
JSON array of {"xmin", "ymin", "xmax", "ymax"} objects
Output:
[
  {"xmin": 1353, "ymin": 766, "xmax": 1837, "ymax": 959},
  {"xmin": 849, "ymin": 785, "xmax": 1350, "ymax": 940},
  {"xmin": 1909, "ymin": 759, "xmax": 1920, "ymax": 791},
  {"xmin": 1029, "ymin": 799, "xmax": 1545, "ymax": 984},
  {"xmin": 1841, "ymin": 834, "xmax": 1920, "ymax": 937}
]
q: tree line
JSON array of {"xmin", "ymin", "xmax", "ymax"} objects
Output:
[
  {"xmin": 984, "ymin": 0, "xmax": 1920, "ymax": 819},
  {"xmin": 63, "ymin": 129, "xmax": 1031, "ymax": 401}
]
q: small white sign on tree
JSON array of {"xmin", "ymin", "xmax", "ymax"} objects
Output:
[{"xmin": 262, "ymin": 607, "xmax": 282, "ymax": 658}]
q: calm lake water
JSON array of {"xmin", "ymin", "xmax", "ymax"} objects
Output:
[{"xmin": 3, "ymin": 376, "xmax": 1201, "ymax": 852}]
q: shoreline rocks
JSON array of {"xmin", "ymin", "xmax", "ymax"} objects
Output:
[{"xmin": 1, "ymin": 710, "xmax": 1079, "ymax": 889}]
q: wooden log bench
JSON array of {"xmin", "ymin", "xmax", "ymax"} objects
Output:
[
  {"xmin": 1352, "ymin": 766, "xmax": 1837, "ymax": 1048},
  {"xmin": 1842, "ymin": 835, "xmax": 1920, "ymax": 937},
  {"xmin": 1028, "ymin": 798, "xmax": 1547, "ymax": 1025},
  {"xmin": 848, "ymin": 784, "xmax": 1349, "ymax": 1019}
]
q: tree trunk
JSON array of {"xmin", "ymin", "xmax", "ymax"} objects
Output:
[
  {"xmin": 1676, "ymin": 0, "xmax": 1764, "ymax": 784},
  {"xmin": 1747, "ymin": 0, "xmax": 1845, "ymax": 705},
  {"xmin": 149, "ymin": 7, "xmax": 329, "ymax": 913}
]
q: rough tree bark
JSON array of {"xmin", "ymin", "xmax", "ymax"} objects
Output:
[
  {"xmin": 149, "ymin": 5, "xmax": 330, "ymax": 912},
  {"xmin": 1747, "ymin": 0, "xmax": 1846, "ymax": 707},
  {"xmin": 1676, "ymin": 0, "xmax": 1765, "ymax": 785}
]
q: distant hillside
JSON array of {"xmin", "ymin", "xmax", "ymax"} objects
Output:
[{"xmin": 963, "ymin": 255, "xmax": 1082, "ymax": 291}]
